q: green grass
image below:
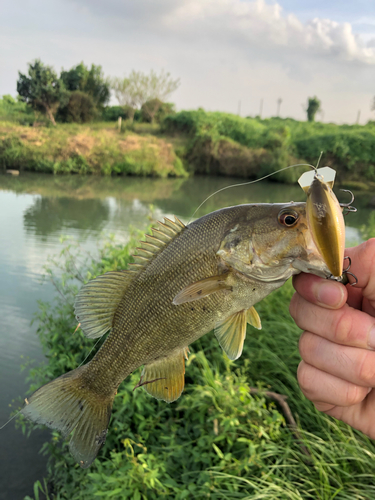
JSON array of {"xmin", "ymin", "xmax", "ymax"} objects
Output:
[
  {"xmin": 0, "ymin": 121, "xmax": 187, "ymax": 177},
  {"xmin": 17, "ymin": 226, "xmax": 375, "ymax": 500},
  {"xmin": 163, "ymin": 110, "xmax": 375, "ymax": 183}
]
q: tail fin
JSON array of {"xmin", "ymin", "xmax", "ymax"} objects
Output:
[{"xmin": 21, "ymin": 365, "xmax": 114, "ymax": 468}]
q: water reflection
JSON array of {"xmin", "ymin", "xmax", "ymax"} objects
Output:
[{"xmin": 24, "ymin": 197, "xmax": 110, "ymax": 238}]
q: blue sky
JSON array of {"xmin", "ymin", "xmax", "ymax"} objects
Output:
[{"xmin": 1, "ymin": 0, "xmax": 375, "ymax": 123}]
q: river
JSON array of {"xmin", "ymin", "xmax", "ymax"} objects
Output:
[{"xmin": 0, "ymin": 173, "xmax": 371, "ymax": 500}]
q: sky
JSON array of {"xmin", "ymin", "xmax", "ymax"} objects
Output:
[{"xmin": 1, "ymin": 0, "xmax": 375, "ymax": 123}]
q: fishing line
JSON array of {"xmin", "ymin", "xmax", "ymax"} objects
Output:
[
  {"xmin": 0, "ymin": 408, "xmax": 23, "ymax": 430},
  {"xmin": 77, "ymin": 336, "xmax": 102, "ymax": 368},
  {"xmin": 188, "ymin": 162, "xmax": 316, "ymax": 223}
]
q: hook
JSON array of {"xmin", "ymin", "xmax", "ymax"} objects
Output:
[
  {"xmin": 339, "ymin": 189, "xmax": 355, "ymax": 207},
  {"xmin": 345, "ymin": 271, "xmax": 358, "ymax": 286},
  {"xmin": 343, "ymin": 256, "xmax": 351, "ymax": 273}
]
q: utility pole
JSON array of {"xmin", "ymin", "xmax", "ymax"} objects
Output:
[
  {"xmin": 238, "ymin": 100, "xmax": 241, "ymax": 116},
  {"xmin": 277, "ymin": 98, "xmax": 282, "ymax": 117},
  {"xmin": 356, "ymin": 110, "xmax": 361, "ymax": 124},
  {"xmin": 259, "ymin": 98, "xmax": 263, "ymax": 118}
]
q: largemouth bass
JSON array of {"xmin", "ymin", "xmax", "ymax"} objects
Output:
[{"xmin": 21, "ymin": 202, "xmax": 338, "ymax": 468}]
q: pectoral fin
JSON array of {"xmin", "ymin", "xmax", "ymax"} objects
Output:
[
  {"xmin": 137, "ymin": 348, "xmax": 189, "ymax": 403},
  {"xmin": 215, "ymin": 306, "xmax": 261, "ymax": 360},
  {"xmin": 173, "ymin": 273, "xmax": 232, "ymax": 305}
]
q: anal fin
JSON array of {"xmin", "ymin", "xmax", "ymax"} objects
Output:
[
  {"xmin": 215, "ymin": 306, "xmax": 261, "ymax": 361},
  {"xmin": 138, "ymin": 348, "xmax": 189, "ymax": 403}
]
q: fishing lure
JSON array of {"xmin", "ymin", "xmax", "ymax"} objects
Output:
[{"xmin": 298, "ymin": 166, "xmax": 357, "ymax": 284}]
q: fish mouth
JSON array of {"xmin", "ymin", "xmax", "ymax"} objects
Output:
[{"xmin": 291, "ymin": 236, "xmax": 332, "ymax": 279}]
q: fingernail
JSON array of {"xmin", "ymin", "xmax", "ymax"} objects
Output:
[
  {"xmin": 368, "ymin": 326, "xmax": 375, "ymax": 349},
  {"xmin": 314, "ymin": 281, "xmax": 345, "ymax": 308}
]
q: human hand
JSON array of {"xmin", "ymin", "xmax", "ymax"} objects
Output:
[{"xmin": 289, "ymin": 239, "xmax": 375, "ymax": 438}]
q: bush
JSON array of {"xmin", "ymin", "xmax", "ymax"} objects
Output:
[
  {"xmin": 0, "ymin": 94, "xmax": 35, "ymax": 126},
  {"xmin": 163, "ymin": 110, "xmax": 375, "ymax": 183},
  {"xmin": 57, "ymin": 91, "xmax": 97, "ymax": 123}
]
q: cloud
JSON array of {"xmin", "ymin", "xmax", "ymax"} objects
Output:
[{"xmin": 69, "ymin": 0, "xmax": 375, "ymax": 65}]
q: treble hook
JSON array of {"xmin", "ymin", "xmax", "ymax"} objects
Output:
[
  {"xmin": 342, "ymin": 256, "xmax": 358, "ymax": 286},
  {"xmin": 329, "ymin": 256, "xmax": 358, "ymax": 286},
  {"xmin": 345, "ymin": 271, "xmax": 358, "ymax": 286},
  {"xmin": 339, "ymin": 189, "xmax": 355, "ymax": 207},
  {"xmin": 339, "ymin": 189, "xmax": 357, "ymax": 216}
]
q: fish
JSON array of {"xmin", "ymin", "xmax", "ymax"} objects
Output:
[
  {"xmin": 21, "ymin": 201, "xmax": 339, "ymax": 468},
  {"xmin": 298, "ymin": 166, "xmax": 345, "ymax": 278}
]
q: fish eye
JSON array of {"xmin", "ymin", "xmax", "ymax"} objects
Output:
[{"xmin": 278, "ymin": 210, "xmax": 299, "ymax": 227}]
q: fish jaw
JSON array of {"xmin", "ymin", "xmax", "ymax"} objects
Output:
[{"xmin": 306, "ymin": 177, "xmax": 345, "ymax": 278}]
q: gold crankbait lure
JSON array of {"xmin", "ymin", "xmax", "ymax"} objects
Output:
[{"xmin": 298, "ymin": 167, "xmax": 345, "ymax": 278}]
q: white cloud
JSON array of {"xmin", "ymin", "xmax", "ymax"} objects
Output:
[{"xmin": 68, "ymin": 0, "xmax": 375, "ymax": 65}]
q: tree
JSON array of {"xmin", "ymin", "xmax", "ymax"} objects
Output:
[
  {"xmin": 306, "ymin": 96, "xmax": 321, "ymax": 122},
  {"xmin": 61, "ymin": 63, "xmax": 110, "ymax": 108},
  {"xmin": 111, "ymin": 69, "xmax": 180, "ymax": 121},
  {"xmin": 17, "ymin": 60, "xmax": 69, "ymax": 125},
  {"xmin": 141, "ymin": 99, "xmax": 175, "ymax": 124}
]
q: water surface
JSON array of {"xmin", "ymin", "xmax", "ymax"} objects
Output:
[{"xmin": 0, "ymin": 173, "xmax": 371, "ymax": 499}]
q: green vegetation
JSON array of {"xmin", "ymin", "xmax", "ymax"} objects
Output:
[
  {"xmin": 19, "ymin": 229, "xmax": 375, "ymax": 500},
  {"xmin": 163, "ymin": 110, "xmax": 375, "ymax": 183},
  {"xmin": 0, "ymin": 121, "xmax": 186, "ymax": 177},
  {"xmin": 2, "ymin": 93, "xmax": 375, "ymax": 181}
]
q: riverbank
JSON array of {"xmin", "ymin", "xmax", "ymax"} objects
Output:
[
  {"xmin": 0, "ymin": 121, "xmax": 187, "ymax": 177},
  {"xmin": 1, "ymin": 111, "xmax": 375, "ymax": 184}
]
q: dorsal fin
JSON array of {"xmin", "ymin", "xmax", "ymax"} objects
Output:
[
  {"xmin": 129, "ymin": 216, "xmax": 185, "ymax": 272},
  {"xmin": 74, "ymin": 271, "xmax": 136, "ymax": 339}
]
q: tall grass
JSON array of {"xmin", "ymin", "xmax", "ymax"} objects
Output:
[{"xmin": 18, "ymin": 227, "xmax": 375, "ymax": 500}]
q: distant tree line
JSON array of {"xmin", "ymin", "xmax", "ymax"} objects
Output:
[{"xmin": 16, "ymin": 60, "xmax": 180, "ymax": 126}]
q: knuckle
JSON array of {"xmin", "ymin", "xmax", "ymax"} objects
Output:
[
  {"xmin": 333, "ymin": 309, "xmax": 353, "ymax": 344},
  {"xmin": 357, "ymin": 352, "xmax": 375, "ymax": 385},
  {"xmin": 297, "ymin": 362, "xmax": 315, "ymax": 396},
  {"xmin": 344, "ymin": 383, "xmax": 363, "ymax": 407},
  {"xmin": 298, "ymin": 332, "xmax": 311, "ymax": 360}
]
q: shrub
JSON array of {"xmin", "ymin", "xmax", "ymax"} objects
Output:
[{"xmin": 57, "ymin": 91, "xmax": 97, "ymax": 123}]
